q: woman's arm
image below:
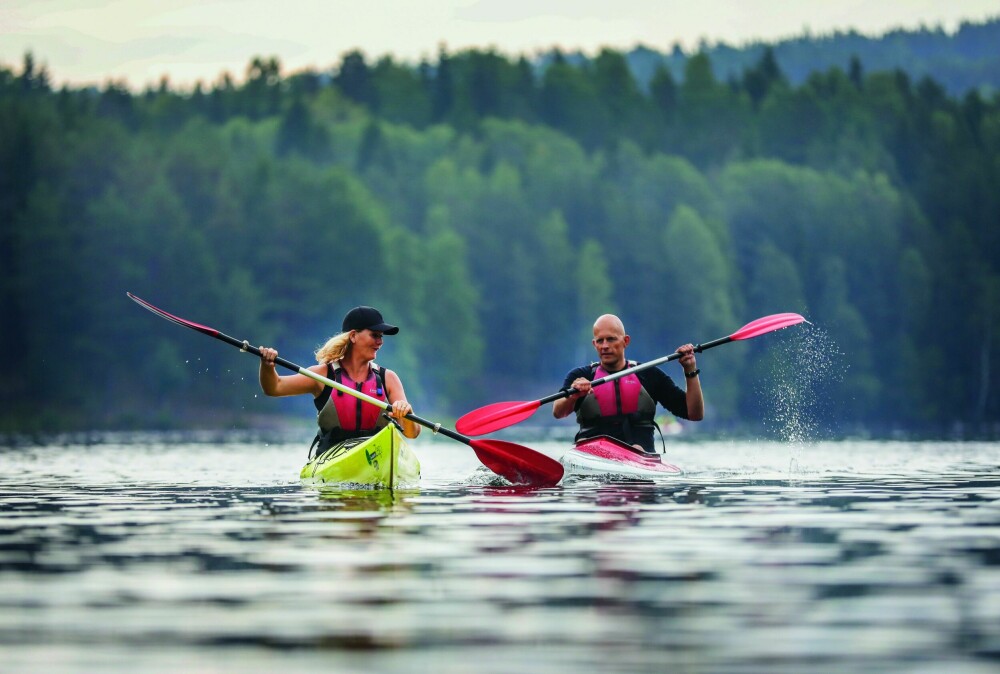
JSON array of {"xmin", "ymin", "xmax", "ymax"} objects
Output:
[
  {"xmin": 258, "ymin": 347, "xmax": 325, "ymax": 397},
  {"xmin": 384, "ymin": 369, "xmax": 421, "ymax": 438}
]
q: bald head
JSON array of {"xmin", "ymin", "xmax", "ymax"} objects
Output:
[{"xmin": 593, "ymin": 314, "xmax": 625, "ymax": 337}]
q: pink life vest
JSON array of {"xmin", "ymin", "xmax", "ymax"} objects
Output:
[
  {"xmin": 315, "ymin": 362, "xmax": 390, "ymax": 439},
  {"xmin": 573, "ymin": 361, "xmax": 658, "ymax": 452},
  {"xmin": 591, "ymin": 363, "xmax": 643, "ymax": 416},
  {"xmin": 329, "ymin": 363, "xmax": 387, "ymax": 431}
]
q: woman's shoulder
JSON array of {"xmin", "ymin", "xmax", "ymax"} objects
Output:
[
  {"xmin": 307, "ymin": 362, "xmax": 333, "ymax": 377},
  {"xmin": 374, "ymin": 362, "xmax": 402, "ymax": 381},
  {"xmin": 373, "ymin": 361, "xmax": 395, "ymax": 374}
]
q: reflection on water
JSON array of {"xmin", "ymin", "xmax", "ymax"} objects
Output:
[{"xmin": 1, "ymin": 438, "xmax": 999, "ymax": 673}]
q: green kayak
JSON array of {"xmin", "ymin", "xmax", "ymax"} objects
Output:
[{"xmin": 300, "ymin": 423, "xmax": 420, "ymax": 488}]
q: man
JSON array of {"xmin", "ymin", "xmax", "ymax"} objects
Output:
[{"xmin": 553, "ymin": 314, "xmax": 703, "ymax": 452}]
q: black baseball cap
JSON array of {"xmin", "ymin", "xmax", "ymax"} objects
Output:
[{"xmin": 342, "ymin": 306, "xmax": 399, "ymax": 335}]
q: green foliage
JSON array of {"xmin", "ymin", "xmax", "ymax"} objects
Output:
[
  {"xmin": 661, "ymin": 205, "xmax": 739, "ymax": 415},
  {"xmin": 574, "ymin": 239, "xmax": 617, "ymax": 348},
  {"xmin": 1, "ymin": 36, "xmax": 999, "ymax": 434}
]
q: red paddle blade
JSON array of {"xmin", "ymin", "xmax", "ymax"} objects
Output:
[
  {"xmin": 127, "ymin": 292, "xmax": 220, "ymax": 337},
  {"xmin": 456, "ymin": 399, "xmax": 542, "ymax": 436},
  {"xmin": 730, "ymin": 312, "xmax": 807, "ymax": 341},
  {"xmin": 470, "ymin": 439, "xmax": 563, "ymax": 487}
]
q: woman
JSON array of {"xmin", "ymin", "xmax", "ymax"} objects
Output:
[{"xmin": 258, "ymin": 306, "xmax": 420, "ymax": 454}]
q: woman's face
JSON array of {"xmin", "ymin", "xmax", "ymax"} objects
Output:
[{"xmin": 351, "ymin": 328, "xmax": 384, "ymax": 359}]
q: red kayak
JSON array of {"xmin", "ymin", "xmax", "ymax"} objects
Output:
[{"xmin": 560, "ymin": 435, "xmax": 683, "ymax": 479}]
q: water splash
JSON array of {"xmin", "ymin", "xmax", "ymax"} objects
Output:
[
  {"xmin": 760, "ymin": 323, "xmax": 844, "ymax": 445},
  {"xmin": 467, "ymin": 465, "xmax": 514, "ymax": 486}
]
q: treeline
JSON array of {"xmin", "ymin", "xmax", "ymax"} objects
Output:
[
  {"xmin": 620, "ymin": 16, "xmax": 1000, "ymax": 97},
  {"xmin": 1, "ymin": 44, "xmax": 998, "ymax": 434}
]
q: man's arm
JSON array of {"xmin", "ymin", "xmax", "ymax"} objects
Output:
[
  {"xmin": 676, "ymin": 344, "xmax": 704, "ymax": 421},
  {"xmin": 683, "ymin": 372, "xmax": 704, "ymax": 421},
  {"xmin": 552, "ymin": 366, "xmax": 592, "ymax": 419},
  {"xmin": 640, "ymin": 367, "xmax": 701, "ymax": 421}
]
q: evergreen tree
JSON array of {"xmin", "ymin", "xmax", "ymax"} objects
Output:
[{"xmin": 335, "ymin": 50, "xmax": 376, "ymax": 108}]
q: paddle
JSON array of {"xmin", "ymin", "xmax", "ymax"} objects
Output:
[
  {"xmin": 127, "ymin": 293, "xmax": 564, "ymax": 487},
  {"xmin": 456, "ymin": 312, "xmax": 808, "ymax": 436}
]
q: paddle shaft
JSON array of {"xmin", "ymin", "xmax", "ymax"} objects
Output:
[{"xmin": 540, "ymin": 334, "xmax": 731, "ymax": 406}]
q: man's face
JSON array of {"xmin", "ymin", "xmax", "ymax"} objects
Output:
[{"xmin": 592, "ymin": 321, "xmax": 629, "ymax": 369}]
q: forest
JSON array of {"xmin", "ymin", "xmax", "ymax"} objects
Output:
[
  {"xmin": 620, "ymin": 16, "xmax": 1000, "ymax": 96},
  {"xmin": 1, "ymin": 21, "xmax": 998, "ymax": 436}
]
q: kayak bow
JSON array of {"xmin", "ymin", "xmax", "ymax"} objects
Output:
[
  {"xmin": 560, "ymin": 435, "xmax": 683, "ymax": 480},
  {"xmin": 300, "ymin": 423, "xmax": 421, "ymax": 488}
]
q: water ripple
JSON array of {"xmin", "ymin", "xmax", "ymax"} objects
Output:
[{"xmin": 1, "ymin": 439, "xmax": 999, "ymax": 673}]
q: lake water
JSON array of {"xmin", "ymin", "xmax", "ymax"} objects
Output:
[{"xmin": 1, "ymin": 434, "xmax": 999, "ymax": 673}]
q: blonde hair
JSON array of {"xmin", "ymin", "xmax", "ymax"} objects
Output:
[{"xmin": 315, "ymin": 332, "xmax": 352, "ymax": 364}]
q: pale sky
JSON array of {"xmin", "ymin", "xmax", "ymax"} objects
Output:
[{"xmin": 2, "ymin": 0, "xmax": 998, "ymax": 89}]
